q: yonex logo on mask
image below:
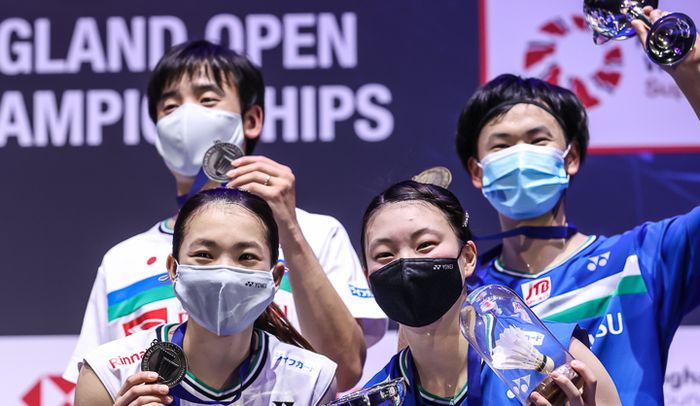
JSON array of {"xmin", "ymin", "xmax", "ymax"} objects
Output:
[
  {"xmin": 245, "ymin": 281, "xmax": 268, "ymax": 288},
  {"xmin": 433, "ymin": 264, "xmax": 454, "ymax": 271}
]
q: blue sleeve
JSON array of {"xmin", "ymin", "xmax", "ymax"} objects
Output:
[
  {"xmin": 635, "ymin": 206, "xmax": 700, "ymax": 342},
  {"xmin": 544, "ymin": 321, "xmax": 590, "ymax": 349}
]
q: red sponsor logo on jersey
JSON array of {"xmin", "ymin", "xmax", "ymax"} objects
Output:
[
  {"xmin": 122, "ymin": 308, "xmax": 168, "ymax": 336},
  {"xmin": 109, "ymin": 350, "xmax": 147, "ymax": 369},
  {"xmin": 21, "ymin": 375, "xmax": 75, "ymax": 406},
  {"xmin": 521, "ymin": 277, "xmax": 552, "ymax": 306}
]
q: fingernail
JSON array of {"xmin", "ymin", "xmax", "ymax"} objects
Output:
[
  {"xmin": 147, "ymin": 372, "xmax": 159, "ymax": 379},
  {"xmin": 551, "ymin": 372, "xmax": 561, "ymax": 379},
  {"xmin": 165, "ymin": 395, "xmax": 173, "ymax": 403},
  {"xmin": 159, "ymin": 385, "xmax": 169, "ymax": 394},
  {"xmin": 571, "ymin": 360, "xmax": 581, "ymax": 368},
  {"xmin": 225, "ymin": 170, "xmax": 235, "ymax": 177}
]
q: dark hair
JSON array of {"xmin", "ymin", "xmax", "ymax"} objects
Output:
[
  {"xmin": 456, "ymin": 74, "xmax": 590, "ymax": 170},
  {"xmin": 173, "ymin": 188, "xmax": 312, "ymax": 350},
  {"xmin": 360, "ymin": 180, "xmax": 472, "ymax": 267},
  {"xmin": 147, "ymin": 40, "xmax": 265, "ymax": 154}
]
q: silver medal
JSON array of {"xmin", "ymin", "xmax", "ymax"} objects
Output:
[{"xmin": 202, "ymin": 141, "xmax": 244, "ymax": 182}]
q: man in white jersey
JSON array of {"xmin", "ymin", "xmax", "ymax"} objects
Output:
[{"xmin": 65, "ymin": 40, "xmax": 386, "ymax": 391}]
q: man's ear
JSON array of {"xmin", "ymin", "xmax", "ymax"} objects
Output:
[
  {"xmin": 565, "ymin": 140, "xmax": 582, "ymax": 177},
  {"xmin": 166, "ymin": 255, "xmax": 177, "ymax": 282},
  {"xmin": 243, "ymin": 105, "xmax": 263, "ymax": 140},
  {"xmin": 467, "ymin": 157, "xmax": 484, "ymax": 190},
  {"xmin": 272, "ymin": 261, "xmax": 285, "ymax": 288},
  {"xmin": 459, "ymin": 241, "xmax": 478, "ymax": 280}
]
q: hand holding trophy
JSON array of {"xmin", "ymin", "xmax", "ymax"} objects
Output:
[
  {"xmin": 583, "ymin": 0, "xmax": 696, "ymax": 66},
  {"xmin": 460, "ymin": 285, "xmax": 582, "ymax": 406}
]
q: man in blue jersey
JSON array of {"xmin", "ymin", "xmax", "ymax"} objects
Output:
[{"xmin": 455, "ymin": 7, "xmax": 700, "ymax": 405}]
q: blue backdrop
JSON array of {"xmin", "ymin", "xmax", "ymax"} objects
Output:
[{"xmin": 0, "ymin": 0, "xmax": 698, "ymax": 337}]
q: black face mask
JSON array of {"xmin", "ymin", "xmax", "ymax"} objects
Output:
[{"xmin": 369, "ymin": 257, "xmax": 465, "ymax": 327}]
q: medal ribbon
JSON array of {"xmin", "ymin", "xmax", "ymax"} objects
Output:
[
  {"xmin": 474, "ymin": 225, "xmax": 577, "ymax": 241},
  {"xmin": 176, "ymin": 168, "xmax": 211, "ymax": 208},
  {"xmin": 169, "ymin": 322, "xmax": 257, "ymax": 405}
]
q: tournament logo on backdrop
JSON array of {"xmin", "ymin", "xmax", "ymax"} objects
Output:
[
  {"xmin": 21, "ymin": 375, "xmax": 75, "ymax": 406},
  {"xmin": 523, "ymin": 15, "xmax": 623, "ymax": 109},
  {"xmin": 482, "ymin": 0, "xmax": 700, "ymax": 150}
]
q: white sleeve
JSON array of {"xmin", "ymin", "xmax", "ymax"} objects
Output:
[
  {"xmin": 63, "ymin": 264, "xmax": 109, "ymax": 383},
  {"xmin": 315, "ymin": 217, "xmax": 387, "ymax": 347},
  {"xmin": 311, "ymin": 358, "xmax": 338, "ymax": 405}
]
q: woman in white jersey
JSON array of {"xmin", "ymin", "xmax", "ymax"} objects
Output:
[{"xmin": 74, "ymin": 187, "xmax": 337, "ymax": 405}]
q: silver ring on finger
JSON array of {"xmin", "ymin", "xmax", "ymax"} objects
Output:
[{"xmin": 263, "ymin": 174, "xmax": 272, "ymax": 186}]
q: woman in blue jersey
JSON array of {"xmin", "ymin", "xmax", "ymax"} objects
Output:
[
  {"xmin": 360, "ymin": 180, "xmax": 620, "ymax": 405},
  {"xmin": 74, "ymin": 188, "xmax": 337, "ymax": 405}
]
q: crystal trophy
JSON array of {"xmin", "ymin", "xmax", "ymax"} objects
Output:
[
  {"xmin": 323, "ymin": 378, "xmax": 406, "ymax": 406},
  {"xmin": 460, "ymin": 285, "xmax": 582, "ymax": 406},
  {"xmin": 584, "ymin": 0, "xmax": 696, "ymax": 66}
]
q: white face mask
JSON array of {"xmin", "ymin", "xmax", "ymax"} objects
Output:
[
  {"xmin": 155, "ymin": 104, "xmax": 245, "ymax": 177},
  {"xmin": 173, "ymin": 262, "xmax": 276, "ymax": 336}
]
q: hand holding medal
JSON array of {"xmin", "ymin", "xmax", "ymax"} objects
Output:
[
  {"xmin": 225, "ymin": 155, "xmax": 300, "ymax": 234},
  {"xmin": 111, "ymin": 370, "xmax": 174, "ymax": 406}
]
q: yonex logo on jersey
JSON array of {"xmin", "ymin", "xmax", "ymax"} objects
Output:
[
  {"xmin": 349, "ymin": 284, "xmax": 373, "ymax": 298},
  {"xmin": 433, "ymin": 263, "xmax": 454, "ymax": 270},
  {"xmin": 521, "ymin": 277, "xmax": 552, "ymax": 306},
  {"xmin": 245, "ymin": 281, "xmax": 268, "ymax": 288},
  {"xmin": 109, "ymin": 350, "xmax": 146, "ymax": 369},
  {"xmin": 586, "ymin": 252, "xmax": 611, "ymax": 271},
  {"xmin": 506, "ymin": 374, "xmax": 531, "ymax": 399}
]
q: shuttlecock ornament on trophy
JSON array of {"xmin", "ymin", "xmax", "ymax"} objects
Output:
[
  {"xmin": 492, "ymin": 326, "xmax": 556, "ymax": 374},
  {"xmin": 460, "ymin": 285, "xmax": 582, "ymax": 406}
]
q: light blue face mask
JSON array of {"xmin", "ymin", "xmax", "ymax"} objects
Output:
[{"xmin": 478, "ymin": 143, "xmax": 570, "ymax": 221}]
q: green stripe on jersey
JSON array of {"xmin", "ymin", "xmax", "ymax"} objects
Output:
[
  {"xmin": 107, "ymin": 285, "xmax": 176, "ymax": 321},
  {"xmin": 279, "ymin": 273, "xmax": 292, "ymax": 293},
  {"xmin": 531, "ymin": 255, "xmax": 649, "ymax": 323},
  {"xmin": 543, "ymin": 275, "xmax": 647, "ymax": 322}
]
